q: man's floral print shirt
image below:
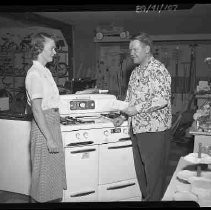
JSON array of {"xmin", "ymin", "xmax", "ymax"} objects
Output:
[{"xmin": 125, "ymin": 56, "xmax": 172, "ymax": 134}]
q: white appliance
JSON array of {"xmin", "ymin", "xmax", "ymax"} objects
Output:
[
  {"xmin": 59, "ymin": 94, "xmax": 142, "ymax": 202},
  {"xmin": 0, "ymin": 119, "xmax": 31, "ymax": 195}
]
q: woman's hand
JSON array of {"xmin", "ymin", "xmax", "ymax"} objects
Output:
[
  {"xmin": 46, "ymin": 138, "xmax": 60, "ymax": 153},
  {"xmin": 31, "ymin": 99, "xmax": 60, "ymax": 154}
]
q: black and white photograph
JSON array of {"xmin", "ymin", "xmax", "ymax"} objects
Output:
[{"xmin": 0, "ymin": 2, "xmax": 211, "ymax": 208}]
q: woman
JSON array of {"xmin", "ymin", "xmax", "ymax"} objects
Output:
[{"xmin": 25, "ymin": 32, "xmax": 67, "ymax": 203}]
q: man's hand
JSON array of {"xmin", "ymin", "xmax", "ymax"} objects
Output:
[
  {"xmin": 112, "ymin": 116, "xmax": 125, "ymax": 127},
  {"xmin": 121, "ymin": 106, "xmax": 138, "ymax": 117}
]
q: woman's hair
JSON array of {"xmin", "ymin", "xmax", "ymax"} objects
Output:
[
  {"xmin": 130, "ymin": 32, "xmax": 153, "ymax": 53},
  {"xmin": 31, "ymin": 32, "xmax": 56, "ymax": 60}
]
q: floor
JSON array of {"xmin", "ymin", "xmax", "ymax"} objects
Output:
[{"xmin": 0, "ymin": 137, "xmax": 194, "ymax": 203}]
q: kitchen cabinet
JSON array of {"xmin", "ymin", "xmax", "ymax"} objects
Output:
[{"xmin": 0, "ymin": 118, "xmax": 31, "ymax": 195}]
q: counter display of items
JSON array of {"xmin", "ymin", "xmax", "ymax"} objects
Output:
[
  {"xmin": 189, "ymin": 96, "xmax": 211, "ymax": 152},
  {"xmin": 64, "ymin": 78, "xmax": 97, "ymax": 94},
  {"xmin": 162, "ymin": 144, "xmax": 211, "ymax": 207},
  {"xmin": 193, "ymin": 100, "xmax": 211, "ymax": 133}
]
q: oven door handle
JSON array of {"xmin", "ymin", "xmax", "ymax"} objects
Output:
[
  {"xmin": 67, "ymin": 141, "xmax": 94, "ymax": 147},
  {"xmin": 107, "ymin": 182, "xmax": 135, "ymax": 190},
  {"xmin": 70, "ymin": 190, "xmax": 95, "ymax": 197},
  {"xmin": 71, "ymin": 148, "xmax": 96, "ymax": 154},
  {"xmin": 118, "ymin": 137, "xmax": 131, "ymax": 142},
  {"xmin": 108, "ymin": 144, "xmax": 132, "ymax": 150}
]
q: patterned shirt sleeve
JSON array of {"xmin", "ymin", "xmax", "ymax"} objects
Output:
[{"xmin": 135, "ymin": 65, "xmax": 171, "ymax": 113}]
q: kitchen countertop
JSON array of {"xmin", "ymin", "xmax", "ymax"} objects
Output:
[
  {"xmin": 0, "ymin": 111, "xmax": 32, "ymax": 121},
  {"xmin": 162, "ymin": 157, "xmax": 190, "ymax": 201},
  {"xmin": 162, "ymin": 157, "xmax": 211, "ymax": 207},
  {"xmin": 189, "ymin": 130, "xmax": 211, "ymax": 136},
  {"xmin": 162, "ymin": 157, "xmax": 203, "ymax": 204}
]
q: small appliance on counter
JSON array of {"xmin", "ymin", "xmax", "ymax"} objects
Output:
[{"xmin": 64, "ymin": 78, "xmax": 97, "ymax": 94}]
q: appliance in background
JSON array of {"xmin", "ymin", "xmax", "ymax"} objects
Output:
[
  {"xmin": 64, "ymin": 78, "xmax": 96, "ymax": 94},
  {"xmin": 59, "ymin": 94, "xmax": 142, "ymax": 202}
]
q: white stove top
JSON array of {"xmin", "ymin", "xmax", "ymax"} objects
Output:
[{"xmin": 60, "ymin": 115, "xmax": 128, "ymax": 132}]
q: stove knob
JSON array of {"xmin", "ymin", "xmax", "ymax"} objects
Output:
[
  {"xmin": 76, "ymin": 133, "xmax": 80, "ymax": 139},
  {"xmin": 123, "ymin": 128, "xmax": 128, "ymax": 134},
  {"xmin": 83, "ymin": 132, "xmax": 88, "ymax": 138},
  {"xmin": 104, "ymin": 130, "xmax": 109, "ymax": 136}
]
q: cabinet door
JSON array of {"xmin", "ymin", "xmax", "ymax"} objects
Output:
[
  {"xmin": 99, "ymin": 140, "xmax": 137, "ymax": 184},
  {"xmin": 63, "ymin": 145, "xmax": 98, "ymax": 202},
  {"xmin": 98, "ymin": 179, "xmax": 142, "ymax": 201},
  {"xmin": 0, "ymin": 119, "xmax": 31, "ymax": 195}
]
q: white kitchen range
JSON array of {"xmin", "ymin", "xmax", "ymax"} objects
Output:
[{"xmin": 59, "ymin": 94, "xmax": 142, "ymax": 202}]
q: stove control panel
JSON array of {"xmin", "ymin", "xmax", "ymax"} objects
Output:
[
  {"xmin": 70, "ymin": 100, "xmax": 95, "ymax": 110},
  {"xmin": 62, "ymin": 126, "xmax": 130, "ymax": 147}
]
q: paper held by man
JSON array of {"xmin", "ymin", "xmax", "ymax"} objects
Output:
[
  {"xmin": 111, "ymin": 96, "xmax": 167, "ymax": 112},
  {"xmin": 111, "ymin": 100, "xmax": 129, "ymax": 111}
]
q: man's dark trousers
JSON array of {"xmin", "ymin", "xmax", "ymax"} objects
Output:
[{"xmin": 130, "ymin": 128, "xmax": 171, "ymax": 201}]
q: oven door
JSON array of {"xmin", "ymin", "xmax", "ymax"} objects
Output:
[
  {"xmin": 99, "ymin": 140, "xmax": 137, "ymax": 185},
  {"xmin": 98, "ymin": 179, "xmax": 142, "ymax": 201},
  {"xmin": 63, "ymin": 145, "xmax": 98, "ymax": 202}
]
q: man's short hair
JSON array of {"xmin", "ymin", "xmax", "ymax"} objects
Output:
[{"xmin": 130, "ymin": 32, "xmax": 153, "ymax": 53}]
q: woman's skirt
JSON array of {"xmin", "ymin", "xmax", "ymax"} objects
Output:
[{"xmin": 30, "ymin": 108, "xmax": 67, "ymax": 202}]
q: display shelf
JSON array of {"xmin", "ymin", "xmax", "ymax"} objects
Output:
[
  {"xmin": 0, "ymin": 74, "xmax": 25, "ymax": 77},
  {"xmin": 6, "ymin": 88, "xmax": 24, "ymax": 92},
  {"xmin": 53, "ymin": 75, "xmax": 69, "ymax": 78},
  {"xmin": 56, "ymin": 50, "xmax": 68, "ymax": 53},
  {"xmin": 0, "ymin": 50, "xmax": 30, "ymax": 53},
  {"xmin": 93, "ymin": 36, "xmax": 130, "ymax": 43},
  {"xmin": 195, "ymin": 94, "xmax": 211, "ymax": 99},
  {"xmin": 0, "ymin": 49, "xmax": 68, "ymax": 53},
  {"xmin": 189, "ymin": 129, "xmax": 211, "ymax": 136}
]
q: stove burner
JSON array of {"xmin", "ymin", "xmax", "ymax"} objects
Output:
[
  {"xmin": 60, "ymin": 116, "xmax": 95, "ymax": 125},
  {"xmin": 101, "ymin": 112, "xmax": 121, "ymax": 119}
]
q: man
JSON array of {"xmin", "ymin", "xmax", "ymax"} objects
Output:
[{"xmin": 113, "ymin": 32, "xmax": 172, "ymax": 201}]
